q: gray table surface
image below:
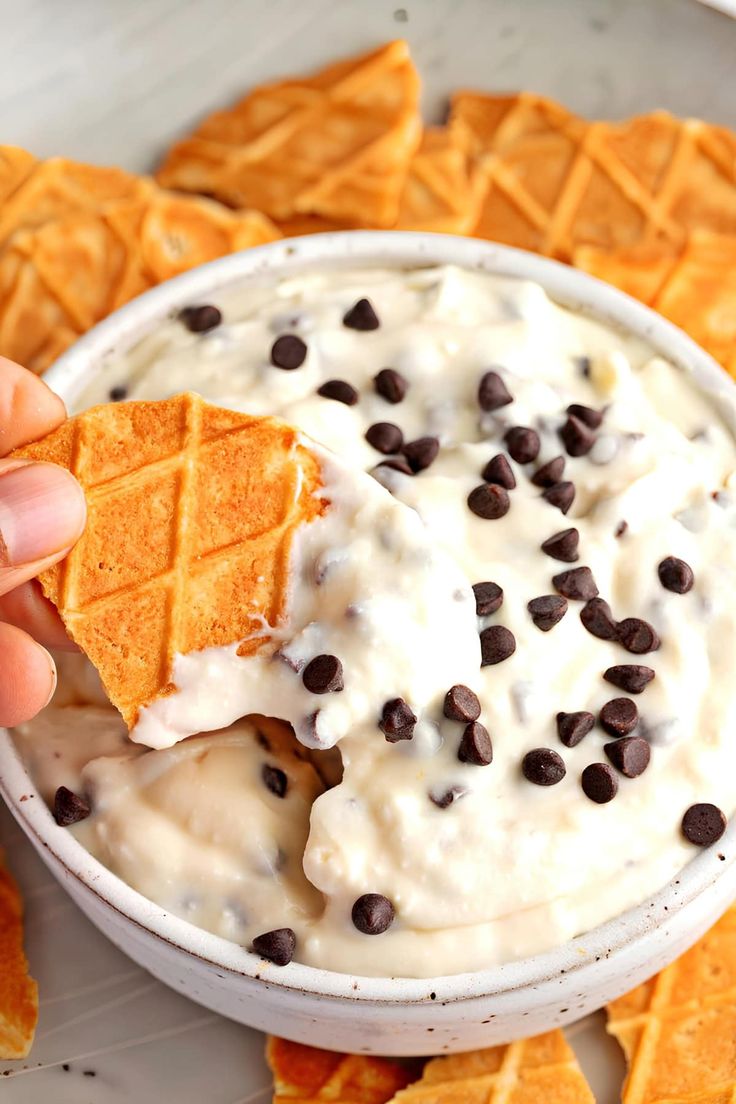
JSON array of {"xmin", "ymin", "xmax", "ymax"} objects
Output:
[{"xmin": 1, "ymin": 1, "xmax": 735, "ymax": 1100}]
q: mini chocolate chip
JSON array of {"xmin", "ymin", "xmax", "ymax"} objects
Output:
[
  {"xmin": 478, "ymin": 370, "xmax": 513, "ymax": 411},
  {"xmin": 556, "ymin": 711, "xmax": 595, "ymax": 748},
  {"xmin": 251, "ymin": 928, "xmax": 296, "ymax": 966},
  {"xmin": 366, "ymin": 422, "xmax": 404, "ymax": 454},
  {"xmin": 403, "ymin": 436, "xmax": 440, "ymax": 473},
  {"xmin": 179, "ymin": 304, "xmax": 222, "ymax": 333},
  {"xmin": 374, "ymin": 368, "xmax": 408, "ymax": 403},
  {"xmin": 581, "ymin": 763, "xmax": 618, "ymax": 804},
  {"xmin": 600, "ymin": 697, "xmax": 638, "ymax": 737},
  {"xmin": 352, "ymin": 893, "xmax": 395, "ymax": 934},
  {"xmin": 480, "ymin": 625, "xmax": 516, "ymax": 666},
  {"xmin": 658, "ymin": 556, "xmax": 694, "ymax": 594},
  {"xmin": 380, "ymin": 698, "xmax": 417, "ymax": 742},
  {"xmin": 262, "ymin": 764, "xmax": 288, "ymax": 798},
  {"xmin": 566, "ymin": 403, "xmax": 603, "ymax": 429},
  {"xmin": 430, "ymin": 785, "xmax": 467, "ymax": 809},
  {"xmin": 53, "ymin": 786, "xmax": 91, "ymax": 827},
  {"xmin": 473, "ymin": 581, "xmax": 503, "ymax": 616},
  {"xmin": 542, "ymin": 481, "xmax": 575, "ymax": 514},
  {"xmin": 458, "ymin": 721, "xmax": 493, "ymax": 765},
  {"xmin": 552, "ymin": 566, "xmax": 598, "ymax": 601},
  {"xmin": 522, "ymin": 748, "xmax": 566, "ymax": 786},
  {"xmin": 560, "ymin": 414, "xmax": 596, "ymax": 457},
  {"xmin": 375, "ymin": 457, "xmax": 413, "ymax": 476},
  {"xmin": 271, "ymin": 334, "xmax": 307, "ymax": 369},
  {"xmin": 109, "ymin": 385, "xmax": 128, "ymax": 402},
  {"xmin": 302, "ymin": 655, "xmax": 344, "ymax": 694},
  {"xmin": 504, "ymin": 426, "xmax": 540, "ymax": 465},
  {"xmin": 541, "ymin": 528, "xmax": 579, "ymax": 563},
  {"xmin": 468, "ymin": 483, "xmax": 510, "ymax": 519},
  {"xmin": 618, "ymin": 618, "xmax": 660, "ymax": 655},
  {"xmin": 527, "ymin": 595, "xmax": 568, "ymax": 631},
  {"xmin": 580, "ymin": 597, "xmax": 618, "ymax": 640},
  {"xmin": 444, "ymin": 685, "xmax": 481, "ymax": 722},
  {"xmin": 604, "ymin": 665, "xmax": 655, "ymax": 694},
  {"xmin": 604, "ymin": 735, "xmax": 651, "ymax": 778},
  {"xmin": 343, "ymin": 298, "xmax": 380, "ymax": 330},
  {"xmin": 576, "ymin": 355, "xmax": 592, "ymax": 378},
  {"xmin": 615, "ymin": 520, "xmax": 629, "ymax": 538},
  {"xmin": 682, "ymin": 803, "xmax": 727, "ymax": 846},
  {"xmin": 317, "ymin": 379, "xmax": 359, "ymax": 405},
  {"xmin": 531, "ymin": 456, "xmax": 565, "ymax": 487},
  {"xmin": 482, "ymin": 453, "xmax": 516, "ymax": 489}
]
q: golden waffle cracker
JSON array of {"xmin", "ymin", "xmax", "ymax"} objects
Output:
[
  {"xmin": 0, "ymin": 152, "xmax": 280, "ymax": 373},
  {"xmin": 12, "ymin": 395, "xmax": 326, "ymax": 730},
  {"xmin": 276, "ymin": 128, "xmax": 478, "ymax": 238},
  {"xmin": 393, "ymin": 128, "xmax": 481, "ymax": 234},
  {"xmin": 0, "ymin": 858, "xmax": 39, "ymax": 1060},
  {"xmin": 575, "ymin": 231, "xmax": 736, "ymax": 378},
  {"xmin": 391, "ymin": 1031, "xmax": 594, "ymax": 1104},
  {"xmin": 267, "ymin": 1036, "xmax": 415, "ymax": 1104},
  {"xmin": 156, "ymin": 40, "xmax": 421, "ymax": 228},
  {"xmin": 451, "ymin": 92, "xmax": 736, "ymax": 260},
  {"xmin": 607, "ymin": 904, "xmax": 736, "ymax": 1103}
]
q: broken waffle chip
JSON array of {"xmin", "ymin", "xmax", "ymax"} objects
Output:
[
  {"xmin": 607, "ymin": 904, "xmax": 736, "ymax": 1103},
  {"xmin": 12, "ymin": 394, "xmax": 326, "ymax": 730},
  {"xmin": 267, "ymin": 1036, "xmax": 415, "ymax": 1104},
  {"xmin": 0, "ymin": 150, "xmax": 280, "ymax": 373},
  {"xmin": 574, "ymin": 231, "xmax": 736, "ymax": 377},
  {"xmin": 451, "ymin": 92, "xmax": 736, "ymax": 260},
  {"xmin": 0, "ymin": 858, "xmax": 39, "ymax": 1060},
  {"xmin": 390, "ymin": 1030, "xmax": 594, "ymax": 1104},
  {"xmin": 156, "ymin": 40, "xmax": 421, "ymax": 228}
]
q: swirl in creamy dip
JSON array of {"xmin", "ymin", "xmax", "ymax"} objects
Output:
[{"xmin": 16, "ymin": 265, "xmax": 736, "ymax": 977}]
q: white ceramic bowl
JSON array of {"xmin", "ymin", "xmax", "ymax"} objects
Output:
[{"xmin": 2, "ymin": 232, "xmax": 735, "ymax": 1056}]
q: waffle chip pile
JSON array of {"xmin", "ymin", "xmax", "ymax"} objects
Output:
[
  {"xmin": 267, "ymin": 1031, "xmax": 595, "ymax": 1104},
  {"xmin": 0, "ymin": 149, "xmax": 279, "ymax": 374},
  {"xmin": 607, "ymin": 904, "xmax": 736, "ymax": 1103},
  {"xmin": 0, "ymin": 858, "xmax": 38, "ymax": 1060},
  {"xmin": 11, "ymin": 394, "xmax": 326, "ymax": 730},
  {"xmin": 157, "ymin": 40, "xmax": 421, "ymax": 229},
  {"xmin": 450, "ymin": 92, "xmax": 736, "ymax": 259},
  {"xmin": 267, "ymin": 1037, "xmax": 415, "ymax": 1104},
  {"xmin": 575, "ymin": 231, "xmax": 736, "ymax": 376}
]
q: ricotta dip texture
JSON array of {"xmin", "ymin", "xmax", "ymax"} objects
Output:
[{"xmin": 16, "ymin": 264, "xmax": 736, "ymax": 978}]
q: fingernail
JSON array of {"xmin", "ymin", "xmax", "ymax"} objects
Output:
[{"xmin": 0, "ymin": 463, "xmax": 86, "ymax": 566}]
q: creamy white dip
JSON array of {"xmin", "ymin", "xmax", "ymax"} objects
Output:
[{"xmin": 17, "ymin": 265, "xmax": 736, "ymax": 977}]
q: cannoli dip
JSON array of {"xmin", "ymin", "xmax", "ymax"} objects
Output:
[{"xmin": 16, "ymin": 265, "xmax": 736, "ymax": 977}]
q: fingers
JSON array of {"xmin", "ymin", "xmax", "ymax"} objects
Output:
[
  {"xmin": 0, "ymin": 357, "xmax": 67, "ymax": 455},
  {"xmin": 0, "ymin": 460, "xmax": 87, "ymax": 597},
  {"xmin": 0, "ymin": 580, "xmax": 77, "ymax": 651},
  {"xmin": 0, "ymin": 621, "xmax": 56, "ymax": 726}
]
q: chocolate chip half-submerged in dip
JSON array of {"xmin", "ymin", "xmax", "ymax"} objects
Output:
[{"xmin": 22, "ymin": 263, "xmax": 736, "ymax": 979}]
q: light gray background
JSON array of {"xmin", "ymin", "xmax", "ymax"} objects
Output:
[{"xmin": 2, "ymin": 1, "xmax": 735, "ymax": 1100}]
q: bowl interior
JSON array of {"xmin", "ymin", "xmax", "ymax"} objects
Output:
[{"xmin": 3, "ymin": 230, "xmax": 736, "ymax": 1003}]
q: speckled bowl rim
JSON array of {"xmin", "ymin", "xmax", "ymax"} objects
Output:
[{"xmin": 1, "ymin": 230, "xmax": 735, "ymax": 1003}]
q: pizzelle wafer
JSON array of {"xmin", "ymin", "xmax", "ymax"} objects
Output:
[
  {"xmin": 390, "ymin": 1031, "xmax": 594, "ymax": 1104},
  {"xmin": 450, "ymin": 92, "xmax": 736, "ymax": 260},
  {"xmin": 12, "ymin": 394, "xmax": 326, "ymax": 730},
  {"xmin": 0, "ymin": 152, "xmax": 280, "ymax": 373},
  {"xmin": 575, "ymin": 231, "xmax": 736, "ymax": 377},
  {"xmin": 607, "ymin": 904, "xmax": 736, "ymax": 1102},
  {"xmin": 0, "ymin": 858, "xmax": 39, "ymax": 1060},
  {"xmin": 156, "ymin": 40, "xmax": 421, "ymax": 228},
  {"xmin": 267, "ymin": 1036, "xmax": 416, "ymax": 1104}
]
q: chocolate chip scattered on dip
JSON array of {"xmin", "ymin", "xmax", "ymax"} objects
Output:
[{"xmin": 16, "ymin": 265, "xmax": 736, "ymax": 977}]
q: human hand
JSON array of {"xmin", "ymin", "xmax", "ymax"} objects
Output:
[{"xmin": 0, "ymin": 359, "xmax": 86, "ymax": 726}]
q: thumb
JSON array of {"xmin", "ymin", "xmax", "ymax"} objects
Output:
[{"xmin": 0, "ymin": 461, "xmax": 86, "ymax": 597}]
